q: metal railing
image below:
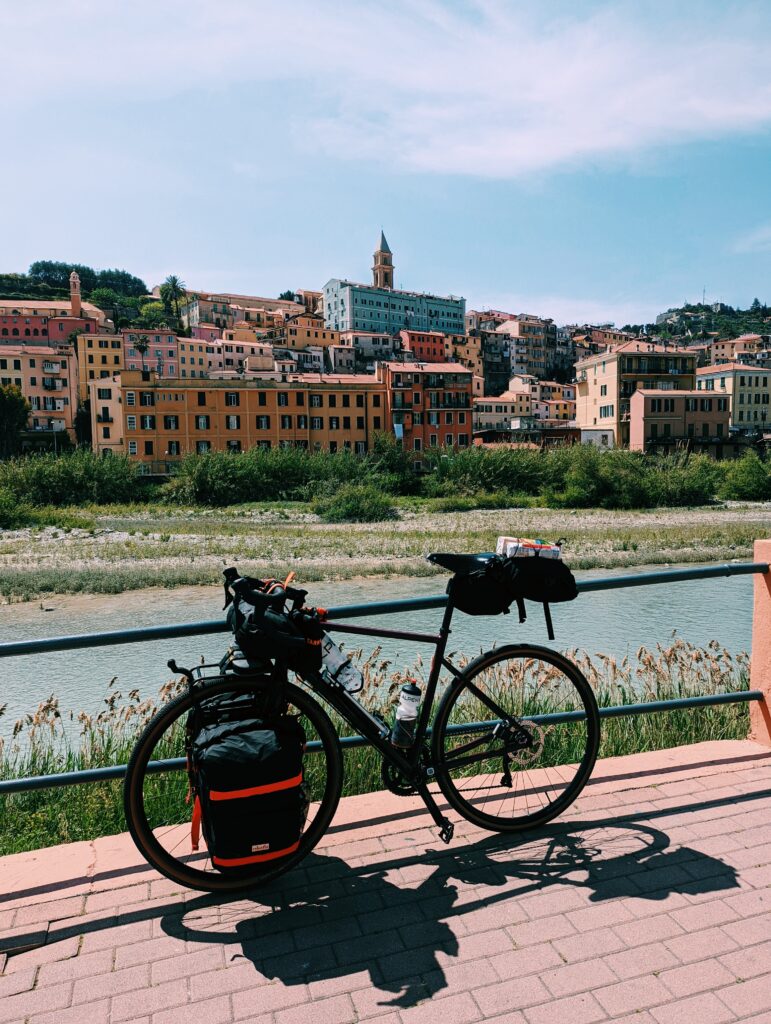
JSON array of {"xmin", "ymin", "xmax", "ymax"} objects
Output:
[{"xmin": 0, "ymin": 561, "xmax": 766, "ymax": 796}]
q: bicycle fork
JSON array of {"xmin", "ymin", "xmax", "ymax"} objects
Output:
[{"xmin": 417, "ymin": 770, "xmax": 454, "ymax": 844}]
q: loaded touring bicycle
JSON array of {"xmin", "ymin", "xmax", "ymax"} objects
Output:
[{"xmin": 124, "ymin": 540, "xmax": 600, "ymax": 892}]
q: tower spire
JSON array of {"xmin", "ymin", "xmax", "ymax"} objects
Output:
[{"xmin": 373, "ymin": 231, "xmax": 394, "ymax": 289}]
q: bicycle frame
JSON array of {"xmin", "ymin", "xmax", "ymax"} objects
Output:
[{"xmin": 311, "ymin": 599, "xmax": 460, "ymax": 782}]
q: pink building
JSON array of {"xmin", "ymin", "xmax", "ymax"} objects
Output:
[
  {"xmin": 121, "ymin": 329, "xmax": 179, "ymax": 377},
  {"xmin": 192, "ymin": 324, "xmax": 222, "ymax": 342},
  {"xmin": 0, "ymin": 272, "xmax": 108, "ymax": 342},
  {"xmin": 0, "ymin": 344, "xmax": 78, "ymax": 439},
  {"xmin": 630, "ymin": 389, "xmax": 730, "ymax": 453}
]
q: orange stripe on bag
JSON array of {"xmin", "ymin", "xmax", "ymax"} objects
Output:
[
  {"xmin": 212, "ymin": 841, "xmax": 301, "ymax": 867},
  {"xmin": 191, "ymin": 795, "xmax": 202, "ymax": 851},
  {"xmin": 209, "ymin": 772, "xmax": 303, "ymax": 801}
]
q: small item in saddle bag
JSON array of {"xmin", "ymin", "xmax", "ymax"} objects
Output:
[{"xmin": 496, "ymin": 536, "xmax": 563, "ymax": 559}]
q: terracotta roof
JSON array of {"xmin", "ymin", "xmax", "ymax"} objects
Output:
[
  {"xmin": 383, "ymin": 361, "xmax": 471, "ymax": 373},
  {"xmin": 697, "ymin": 363, "xmax": 762, "ymax": 374}
]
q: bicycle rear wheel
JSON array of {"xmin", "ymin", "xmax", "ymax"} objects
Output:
[
  {"xmin": 432, "ymin": 644, "xmax": 599, "ymax": 832},
  {"xmin": 124, "ymin": 677, "xmax": 343, "ymax": 892}
]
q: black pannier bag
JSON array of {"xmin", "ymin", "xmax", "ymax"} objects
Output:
[
  {"xmin": 448, "ymin": 552, "xmax": 578, "ymax": 640},
  {"xmin": 223, "ymin": 569, "xmax": 324, "ymax": 674},
  {"xmin": 188, "ymin": 693, "xmax": 309, "ymax": 871}
]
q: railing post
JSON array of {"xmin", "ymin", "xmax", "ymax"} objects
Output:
[{"xmin": 750, "ymin": 540, "xmax": 771, "ymax": 745}]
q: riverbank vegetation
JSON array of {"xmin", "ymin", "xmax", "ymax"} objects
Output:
[
  {"xmin": 0, "ymin": 639, "xmax": 750, "ymax": 856},
  {"xmin": 1, "ymin": 446, "xmax": 769, "ymax": 600},
  {"xmin": 2, "ymin": 444, "xmax": 771, "ymax": 513}
]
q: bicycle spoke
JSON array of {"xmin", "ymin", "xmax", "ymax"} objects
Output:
[{"xmin": 434, "ymin": 647, "xmax": 599, "ymax": 831}]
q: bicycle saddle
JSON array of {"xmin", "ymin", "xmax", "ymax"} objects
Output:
[{"xmin": 427, "ymin": 552, "xmax": 496, "ymax": 575}]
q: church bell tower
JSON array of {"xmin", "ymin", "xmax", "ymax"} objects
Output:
[
  {"xmin": 70, "ymin": 270, "xmax": 82, "ymax": 318},
  {"xmin": 373, "ymin": 231, "xmax": 393, "ymax": 290}
]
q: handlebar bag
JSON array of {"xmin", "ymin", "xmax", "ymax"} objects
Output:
[
  {"xmin": 226, "ymin": 578, "xmax": 323, "ymax": 672},
  {"xmin": 187, "ymin": 699, "xmax": 308, "ymax": 872}
]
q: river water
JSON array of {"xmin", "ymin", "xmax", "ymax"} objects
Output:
[{"xmin": 0, "ymin": 565, "xmax": 752, "ymax": 738}]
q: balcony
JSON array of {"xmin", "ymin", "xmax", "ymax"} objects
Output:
[
  {"xmin": 42, "ymin": 362, "xmax": 61, "ymax": 373},
  {"xmin": 42, "ymin": 379, "xmax": 63, "ymax": 391},
  {"xmin": 96, "ymin": 414, "xmax": 114, "ymax": 424}
]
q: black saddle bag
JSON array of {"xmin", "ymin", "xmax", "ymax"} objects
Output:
[{"xmin": 448, "ymin": 554, "xmax": 578, "ymax": 639}]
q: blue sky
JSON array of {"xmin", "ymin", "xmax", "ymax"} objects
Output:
[{"xmin": 2, "ymin": 0, "xmax": 771, "ymax": 326}]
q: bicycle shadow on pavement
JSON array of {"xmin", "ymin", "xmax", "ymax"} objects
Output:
[{"xmin": 163, "ymin": 818, "xmax": 739, "ymax": 1010}]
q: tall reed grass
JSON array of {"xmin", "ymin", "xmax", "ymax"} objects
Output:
[{"xmin": 0, "ymin": 638, "xmax": 750, "ymax": 856}]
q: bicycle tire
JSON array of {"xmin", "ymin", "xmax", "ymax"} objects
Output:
[
  {"xmin": 124, "ymin": 677, "xmax": 343, "ymax": 892},
  {"xmin": 431, "ymin": 644, "xmax": 600, "ymax": 832}
]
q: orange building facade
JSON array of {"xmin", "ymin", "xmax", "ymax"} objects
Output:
[
  {"xmin": 90, "ymin": 372, "xmax": 389, "ymax": 470},
  {"xmin": 378, "ymin": 361, "xmax": 473, "ymax": 451}
]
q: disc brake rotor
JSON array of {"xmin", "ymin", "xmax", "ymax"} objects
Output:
[{"xmin": 507, "ymin": 719, "xmax": 547, "ymax": 767}]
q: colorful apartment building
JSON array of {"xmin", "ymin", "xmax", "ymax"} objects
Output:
[
  {"xmin": 696, "ymin": 364, "xmax": 770, "ymax": 429},
  {"xmin": 0, "ymin": 344, "xmax": 78, "ymax": 440},
  {"xmin": 575, "ymin": 341, "xmax": 697, "ymax": 447},
  {"xmin": 191, "ymin": 324, "xmax": 222, "ymax": 342},
  {"xmin": 90, "ymin": 371, "xmax": 389, "ymax": 470},
  {"xmin": 379, "ymin": 361, "xmax": 473, "ymax": 451},
  {"xmin": 473, "ymin": 392, "xmax": 532, "ymax": 432},
  {"xmin": 711, "ymin": 334, "xmax": 770, "ymax": 368},
  {"xmin": 121, "ymin": 329, "xmax": 180, "ymax": 377},
  {"xmin": 399, "ymin": 330, "xmax": 449, "ymax": 362},
  {"xmin": 629, "ymin": 390, "xmax": 730, "ymax": 453},
  {"xmin": 75, "ymin": 333, "xmax": 125, "ymax": 401},
  {"xmin": 266, "ymin": 313, "xmax": 340, "ymax": 351},
  {"xmin": 446, "ymin": 333, "xmax": 483, "ymax": 378},
  {"xmin": 208, "ymin": 338, "xmax": 274, "ymax": 374},
  {"xmin": 496, "ymin": 315, "xmax": 558, "ymax": 379},
  {"xmin": 180, "ymin": 291, "xmax": 303, "ymax": 331}
]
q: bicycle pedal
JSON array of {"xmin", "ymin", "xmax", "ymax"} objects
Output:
[{"xmin": 438, "ymin": 821, "xmax": 454, "ymax": 844}]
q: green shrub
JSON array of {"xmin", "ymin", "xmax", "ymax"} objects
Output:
[
  {"xmin": 0, "ymin": 487, "xmax": 31, "ymax": 529},
  {"xmin": 654, "ymin": 453, "xmax": 720, "ymax": 507},
  {"xmin": 718, "ymin": 450, "xmax": 771, "ymax": 501},
  {"xmin": 0, "ymin": 450, "xmax": 137, "ymax": 506},
  {"xmin": 312, "ymin": 484, "xmax": 397, "ymax": 522}
]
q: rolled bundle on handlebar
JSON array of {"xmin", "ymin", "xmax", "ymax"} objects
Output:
[{"xmin": 223, "ymin": 566, "xmax": 321, "ymax": 669}]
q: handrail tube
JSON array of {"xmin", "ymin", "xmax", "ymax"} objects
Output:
[
  {"xmin": 0, "ymin": 690, "xmax": 761, "ymax": 795},
  {"xmin": 0, "ymin": 562, "xmax": 767, "ymax": 661}
]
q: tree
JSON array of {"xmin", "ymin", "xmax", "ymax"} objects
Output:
[
  {"xmin": 134, "ymin": 334, "xmax": 150, "ymax": 372},
  {"xmin": 751, "ymin": 297, "xmax": 762, "ymax": 313},
  {"xmin": 162, "ymin": 275, "xmax": 186, "ymax": 325},
  {"xmin": 0, "ymin": 385, "xmax": 30, "ymax": 458},
  {"xmin": 135, "ymin": 302, "xmax": 169, "ymax": 330},
  {"xmin": 278, "ymin": 290, "xmax": 297, "ymax": 301}
]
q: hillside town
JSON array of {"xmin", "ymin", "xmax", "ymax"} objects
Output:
[{"xmin": 2, "ymin": 233, "xmax": 770, "ymax": 473}]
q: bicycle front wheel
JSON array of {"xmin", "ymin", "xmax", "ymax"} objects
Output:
[
  {"xmin": 432, "ymin": 644, "xmax": 600, "ymax": 832},
  {"xmin": 124, "ymin": 677, "xmax": 343, "ymax": 892}
]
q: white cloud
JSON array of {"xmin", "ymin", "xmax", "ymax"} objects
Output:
[
  {"xmin": 733, "ymin": 223, "xmax": 771, "ymax": 254},
  {"xmin": 2, "ymin": 1, "xmax": 771, "ymax": 178}
]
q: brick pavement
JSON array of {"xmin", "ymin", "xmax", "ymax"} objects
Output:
[{"xmin": 1, "ymin": 740, "xmax": 770, "ymax": 1023}]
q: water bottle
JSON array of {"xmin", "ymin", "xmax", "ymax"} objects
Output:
[
  {"xmin": 320, "ymin": 635, "xmax": 364, "ymax": 694},
  {"xmin": 390, "ymin": 681, "xmax": 422, "ymax": 747}
]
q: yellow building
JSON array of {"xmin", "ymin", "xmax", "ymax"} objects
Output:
[
  {"xmin": 75, "ymin": 333, "xmax": 125, "ymax": 401},
  {"xmin": 473, "ymin": 391, "xmax": 531, "ymax": 432},
  {"xmin": 697, "ymin": 363, "xmax": 770, "ymax": 429},
  {"xmin": 267, "ymin": 313, "xmax": 340, "ymax": 350},
  {"xmin": 575, "ymin": 340, "xmax": 696, "ymax": 446}
]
